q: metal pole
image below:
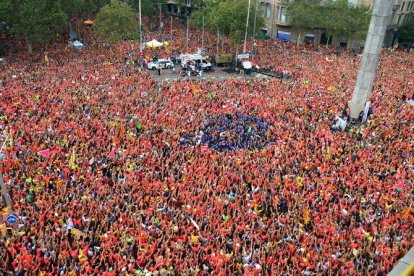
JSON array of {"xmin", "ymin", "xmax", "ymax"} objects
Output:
[
  {"xmin": 202, "ymin": 16, "xmax": 205, "ymax": 49},
  {"xmin": 139, "ymin": 0, "xmax": 143, "ymax": 52},
  {"xmin": 159, "ymin": 3, "xmax": 162, "ymax": 29},
  {"xmin": 170, "ymin": 15, "xmax": 173, "ymax": 41},
  {"xmin": 243, "ymin": 0, "xmax": 252, "ymax": 53},
  {"xmin": 186, "ymin": 1, "xmax": 190, "ymax": 53},
  {"xmin": 349, "ymin": 0, "xmax": 393, "ymax": 118},
  {"xmin": 252, "ymin": 0, "xmax": 258, "ymax": 60},
  {"xmin": 202, "ymin": 0, "xmax": 205, "ymax": 49},
  {"xmin": 217, "ymin": 29, "xmax": 220, "ymax": 55}
]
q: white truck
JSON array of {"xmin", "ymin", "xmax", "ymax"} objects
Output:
[{"xmin": 179, "ymin": 53, "xmax": 212, "ymax": 71}]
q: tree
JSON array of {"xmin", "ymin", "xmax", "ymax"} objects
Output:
[
  {"xmin": 283, "ymin": 0, "xmax": 370, "ymax": 45},
  {"xmin": 60, "ymin": 0, "xmax": 97, "ymax": 33},
  {"xmin": 346, "ymin": 4, "xmax": 371, "ymax": 41},
  {"xmin": 127, "ymin": 0, "xmax": 166, "ymax": 18},
  {"xmin": 10, "ymin": 0, "xmax": 67, "ymax": 54},
  {"xmin": 191, "ymin": 0, "xmax": 264, "ymax": 46},
  {"xmin": 396, "ymin": 20, "xmax": 414, "ymax": 44},
  {"xmin": 94, "ymin": 0, "xmax": 139, "ymax": 43},
  {"xmin": 283, "ymin": 0, "xmax": 324, "ymax": 44}
]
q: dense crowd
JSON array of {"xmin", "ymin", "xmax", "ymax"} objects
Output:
[{"xmin": 0, "ymin": 19, "xmax": 413, "ymax": 275}]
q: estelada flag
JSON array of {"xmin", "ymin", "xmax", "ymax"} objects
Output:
[{"xmin": 191, "ymin": 83, "xmax": 201, "ymax": 94}]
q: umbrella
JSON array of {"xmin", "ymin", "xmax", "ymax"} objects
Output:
[
  {"xmin": 145, "ymin": 39, "xmax": 163, "ymax": 48},
  {"xmin": 83, "ymin": 20, "xmax": 93, "ymax": 25}
]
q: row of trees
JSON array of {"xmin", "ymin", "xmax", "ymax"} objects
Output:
[
  {"xmin": 1, "ymin": 0, "xmax": 374, "ymax": 54},
  {"xmin": 0, "ymin": 0, "xmax": 162, "ymax": 53},
  {"xmin": 189, "ymin": 0, "xmax": 371, "ymax": 48},
  {"xmin": 191, "ymin": 0, "xmax": 265, "ymax": 45},
  {"xmin": 283, "ymin": 0, "xmax": 371, "ymax": 44}
]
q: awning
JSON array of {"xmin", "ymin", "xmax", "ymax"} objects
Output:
[{"xmin": 277, "ymin": 31, "xmax": 291, "ymax": 41}]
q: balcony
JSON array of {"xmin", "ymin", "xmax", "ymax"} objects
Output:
[
  {"xmin": 393, "ymin": 4, "xmax": 401, "ymax": 12},
  {"xmin": 386, "ymin": 24, "xmax": 398, "ymax": 31},
  {"xmin": 275, "ymin": 20, "xmax": 292, "ymax": 27}
]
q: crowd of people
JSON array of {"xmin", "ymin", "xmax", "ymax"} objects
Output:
[{"xmin": 0, "ymin": 17, "xmax": 413, "ymax": 275}]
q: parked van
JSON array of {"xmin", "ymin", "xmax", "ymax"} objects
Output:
[{"xmin": 180, "ymin": 54, "xmax": 212, "ymax": 71}]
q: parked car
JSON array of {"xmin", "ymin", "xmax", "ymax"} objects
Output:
[{"xmin": 147, "ymin": 59, "xmax": 174, "ymax": 70}]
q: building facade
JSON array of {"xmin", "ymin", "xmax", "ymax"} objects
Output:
[
  {"xmin": 258, "ymin": 0, "xmax": 375, "ymax": 48},
  {"xmin": 384, "ymin": 0, "xmax": 414, "ymax": 46},
  {"xmin": 259, "ymin": 0, "xmax": 413, "ymax": 48}
]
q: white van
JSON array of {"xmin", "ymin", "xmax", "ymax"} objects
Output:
[{"xmin": 180, "ymin": 54, "xmax": 212, "ymax": 71}]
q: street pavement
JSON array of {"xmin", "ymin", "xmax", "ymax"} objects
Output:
[{"xmin": 149, "ymin": 66, "xmax": 269, "ymax": 82}]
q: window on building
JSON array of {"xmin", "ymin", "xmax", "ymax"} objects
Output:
[
  {"xmin": 277, "ymin": 7, "xmax": 286, "ymax": 22},
  {"xmin": 348, "ymin": 0, "xmax": 357, "ymax": 6},
  {"xmin": 401, "ymin": 1, "xmax": 405, "ymax": 11},
  {"xmin": 261, "ymin": 2, "xmax": 265, "ymax": 17},
  {"xmin": 265, "ymin": 3, "xmax": 272, "ymax": 18}
]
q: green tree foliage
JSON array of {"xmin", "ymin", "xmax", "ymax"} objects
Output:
[
  {"xmin": 323, "ymin": 0, "xmax": 370, "ymax": 41},
  {"xmin": 8, "ymin": 0, "xmax": 67, "ymax": 54},
  {"xmin": 282, "ymin": 0, "xmax": 323, "ymax": 44},
  {"xmin": 283, "ymin": 0, "xmax": 371, "ymax": 44},
  {"xmin": 94, "ymin": 0, "xmax": 139, "ymax": 43},
  {"xmin": 397, "ymin": 20, "xmax": 414, "ymax": 43},
  {"xmin": 127, "ymin": 0, "xmax": 167, "ymax": 18},
  {"xmin": 0, "ymin": 0, "xmax": 13, "ymax": 24},
  {"xmin": 191, "ymin": 0, "xmax": 264, "ymax": 45},
  {"xmin": 283, "ymin": 0, "xmax": 323, "ymax": 30},
  {"xmin": 346, "ymin": 4, "xmax": 371, "ymax": 40}
]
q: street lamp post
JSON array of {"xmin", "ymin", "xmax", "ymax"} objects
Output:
[
  {"xmin": 170, "ymin": 15, "xmax": 173, "ymax": 41},
  {"xmin": 139, "ymin": 0, "xmax": 143, "ymax": 53},
  {"xmin": 202, "ymin": 14, "xmax": 205, "ymax": 49},
  {"xmin": 252, "ymin": 0, "xmax": 258, "ymax": 60},
  {"xmin": 159, "ymin": 3, "xmax": 162, "ymax": 29},
  {"xmin": 186, "ymin": 0, "xmax": 191, "ymax": 53},
  {"xmin": 202, "ymin": 0, "xmax": 205, "ymax": 49},
  {"xmin": 243, "ymin": 0, "xmax": 252, "ymax": 53}
]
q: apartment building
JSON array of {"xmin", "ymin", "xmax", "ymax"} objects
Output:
[
  {"xmin": 165, "ymin": 0, "xmax": 412, "ymax": 48},
  {"xmin": 384, "ymin": 0, "xmax": 414, "ymax": 46},
  {"xmin": 259, "ymin": 0, "xmax": 375, "ymax": 48}
]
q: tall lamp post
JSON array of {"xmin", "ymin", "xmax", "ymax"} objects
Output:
[
  {"xmin": 251, "ymin": 0, "xmax": 258, "ymax": 60},
  {"xmin": 243, "ymin": 0, "xmax": 252, "ymax": 53},
  {"xmin": 139, "ymin": 0, "xmax": 143, "ymax": 53},
  {"xmin": 186, "ymin": 0, "xmax": 191, "ymax": 53}
]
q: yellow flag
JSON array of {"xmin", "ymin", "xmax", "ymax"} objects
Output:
[
  {"xmin": 304, "ymin": 209, "xmax": 310, "ymax": 224},
  {"xmin": 402, "ymin": 204, "xmax": 412, "ymax": 220},
  {"xmin": 69, "ymin": 148, "xmax": 76, "ymax": 167}
]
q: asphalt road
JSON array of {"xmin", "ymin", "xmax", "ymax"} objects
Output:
[{"xmin": 149, "ymin": 66, "xmax": 268, "ymax": 82}]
